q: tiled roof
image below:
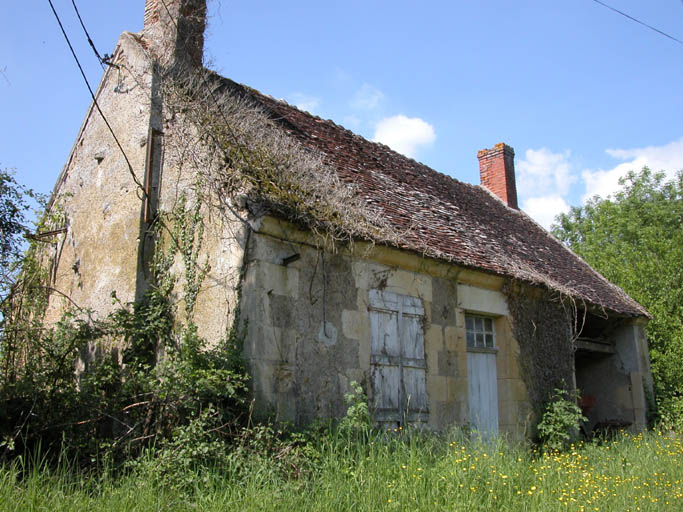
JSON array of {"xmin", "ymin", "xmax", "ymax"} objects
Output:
[{"xmin": 220, "ymin": 78, "xmax": 647, "ymax": 318}]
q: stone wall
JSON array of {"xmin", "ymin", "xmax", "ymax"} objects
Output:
[
  {"xmin": 242, "ymin": 216, "xmax": 532, "ymax": 436},
  {"xmin": 45, "ymin": 32, "xmax": 157, "ymax": 324},
  {"xmin": 44, "ymin": 30, "xmax": 246, "ymax": 347}
]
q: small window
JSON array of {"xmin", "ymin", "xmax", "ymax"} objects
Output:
[{"xmin": 466, "ymin": 314, "xmax": 495, "ymax": 349}]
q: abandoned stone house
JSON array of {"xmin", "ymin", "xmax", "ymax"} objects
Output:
[{"xmin": 41, "ymin": 0, "xmax": 653, "ymax": 438}]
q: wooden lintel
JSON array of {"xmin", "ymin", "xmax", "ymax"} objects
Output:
[{"xmin": 575, "ymin": 339, "xmax": 616, "ymax": 354}]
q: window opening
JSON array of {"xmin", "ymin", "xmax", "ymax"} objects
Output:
[{"xmin": 466, "ymin": 314, "xmax": 495, "ymax": 349}]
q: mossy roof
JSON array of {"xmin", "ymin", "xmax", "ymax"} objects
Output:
[{"xmin": 217, "ymin": 77, "xmax": 648, "ymax": 318}]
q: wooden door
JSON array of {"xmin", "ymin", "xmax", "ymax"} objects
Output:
[{"xmin": 467, "ymin": 351, "xmax": 498, "ymax": 436}]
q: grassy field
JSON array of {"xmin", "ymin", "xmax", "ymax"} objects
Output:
[{"xmin": 0, "ymin": 429, "xmax": 681, "ymax": 511}]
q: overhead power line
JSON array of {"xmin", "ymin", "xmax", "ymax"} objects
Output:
[
  {"xmin": 70, "ymin": 0, "xmax": 106, "ymax": 68},
  {"xmin": 71, "ymin": 0, "xmax": 118, "ymax": 68},
  {"xmin": 46, "ymin": 0, "xmax": 144, "ymax": 194},
  {"xmin": 591, "ymin": 0, "xmax": 683, "ymax": 45}
]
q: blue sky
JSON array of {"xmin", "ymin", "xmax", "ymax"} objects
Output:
[{"xmin": 2, "ymin": 0, "xmax": 682, "ymax": 228}]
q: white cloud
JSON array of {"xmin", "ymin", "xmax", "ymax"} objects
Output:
[
  {"xmin": 581, "ymin": 137, "xmax": 683, "ymax": 201},
  {"xmin": 521, "ymin": 195, "xmax": 570, "ymax": 231},
  {"xmin": 517, "ymin": 148, "xmax": 574, "ymax": 198},
  {"xmin": 516, "ymin": 138, "xmax": 683, "ymax": 228},
  {"xmin": 288, "ymin": 93, "xmax": 321, "ymax": 114},
  {"xmin": 349, "ymin": 83, "xmax": 384, "ymax": 110},
  {"xmin": 373, "ymin": 115, "xmax": 435, "ymax": 158},
  {"xmin": 516, "ymin": 148, "xmax": 574, "ymax": 229}
]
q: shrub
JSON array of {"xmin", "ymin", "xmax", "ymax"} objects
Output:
[
  {"xmin": 0, "ymin": 196, "xmax": 250, "ymax": 467},
  {"xmin": 658, "ymin": 394, "xmax": 683, "ymax": 432},
  {"xmin": 537, "ymin": 388, "xmax": 586, "ymax": 451},
  {"xmin": 339, "ymin": 381, "xmax": 371, "ymax": 434}
]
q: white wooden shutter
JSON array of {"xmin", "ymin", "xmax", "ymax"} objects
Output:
[
  {"xmin": 370, "ymin": 306, "xmax": 401, "ymax": 421},
  {"xmin": 369, "ymin": 290, "xmax": 427, "ymax": 426}
]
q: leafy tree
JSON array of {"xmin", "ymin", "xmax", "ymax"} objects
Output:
[
  {"xmin": 0, "ymin": 168, "xmax": 40, "ymax": 301},
  {"xmin": 552, "ymin": 168, "xmax": 683, "ymax": 426}
]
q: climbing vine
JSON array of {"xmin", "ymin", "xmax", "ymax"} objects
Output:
[
  {"xmin": 158, "ymin": 69, "xmax": 402, "ymax": 253},
  {"xmin": 0, "ymin": 197, "xmax": 249, "ymax": 467},
  {"xmin": 167, "ymin": 193, "xmax": 210, "ymax": 321},
  {"xmin": 503, "ymin": 281, "xmax": 577, "ymax": 417}
]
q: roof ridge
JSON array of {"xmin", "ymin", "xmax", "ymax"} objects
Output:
[
  {"xmin": 225, "ymin": 75, "xmax": 475, "ymax": 188},
  {"xmin": 207, "ymin": 71, "xmax": 648, "ymax": 318}
]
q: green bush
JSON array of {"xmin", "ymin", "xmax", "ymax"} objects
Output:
[
  {"xmin": 0, "ymin": 289, "xmax": 249, "ymax": 465},
  {"xmin": 339, "ymin": 381, "xmax": 371, "ymax": 434},
  {"xmin": 0, "ymin": 196, "xmax": 249, "ymax": 468},
  {"xmin": 658, "ymin": 394, "xmax": 683, "ymax": 431},
  {"xmin": 536, "ymin": 388, "xmax": 586, "ymax": 451}
]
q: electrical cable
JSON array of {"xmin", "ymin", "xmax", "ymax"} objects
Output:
[
  {"xmin": 591, "ymin": 0, "xmax": 683, "ymax": 45},
  {"xmin": 70, "ymin": 0, "xmax": 106, "ymax": 68},
  {"xmin": 46, "ymin": 0, "xmax": 146, "ymax": 195}
]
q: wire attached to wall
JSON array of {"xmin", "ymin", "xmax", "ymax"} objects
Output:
[
  {"xmin": 46, "ymin": 0, "xmax": 145, "ymax": 196},
  {"xmin": 70, "ymin": 0, "xmax": 106, "ymax": 68}
]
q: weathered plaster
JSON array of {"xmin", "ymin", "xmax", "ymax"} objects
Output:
[{"xmin": 45, "ymin": 33, "xmax": 157, "ymax": 324}]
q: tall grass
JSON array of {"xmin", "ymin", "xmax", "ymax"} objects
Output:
[{"xmin": 1, "ymin": 429, "xmax": 681, "ymax": 511}]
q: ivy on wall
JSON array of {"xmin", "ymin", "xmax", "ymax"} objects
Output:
[
  {"xmin": 504, "ymin": 282, "xmax": 576, "ymax": 416},
  {"xmin": 0, "ymin": 196, "xmax": 249, "ymax": 466}
]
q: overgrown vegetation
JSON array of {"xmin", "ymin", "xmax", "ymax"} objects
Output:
[
  {"xmin": 537, "ymin": 388, "xmax": 587, "ymax": 452},
  {"xmin": 552, "ymin": 168, "xmax": 683, "ymax": 429},
  {"xmin": 503, "ymin": 285, "xmax": 576, "ymax": 420},
  {"xmin": 160, "ymin": 69, "xmax": 401, "ymax": 251},
  {"xmin": 1, "ymin": 428, "xmax": 681, "ymax": 511},
  {"xmin": 0, "ymin": 168, "xmax": 42, "ymax": 302},
  {"xmin": 0, "ymin": 194, "xmax": 249, "ymax": 468},
  {"xmin": 338, "ymin": 380, "xmax": 371, "ymax": 434}
]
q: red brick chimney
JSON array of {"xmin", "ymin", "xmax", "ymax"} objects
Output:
[
  {"xmin": 142, "ymin": 0, "xmax": 206, "ymax": 70},
  {"xmin": 477, "ymin": 143, "xmax": 518, "ymax": 209}
]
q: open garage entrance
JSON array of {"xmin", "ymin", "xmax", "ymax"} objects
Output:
[{"xmin": 574, "ymin": 313, "xmax": 651, "ymax": 435}]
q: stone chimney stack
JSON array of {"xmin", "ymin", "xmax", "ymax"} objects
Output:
[
  {"xmin": 142, "ymin": 0, "xmax": 206, "ymax": 70},
  {"xmin": 477, "ymin": 143, "xmax": 518, "ymax": 209}
]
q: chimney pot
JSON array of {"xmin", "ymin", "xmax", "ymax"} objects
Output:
[{"xmin": 477, "ymin": 142, "xmax": 518, "ymax": 209}]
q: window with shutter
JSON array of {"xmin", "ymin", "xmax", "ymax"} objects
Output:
[{"xmin": 369, "ymin": 290, "xmax": 428, "ymax": 427}]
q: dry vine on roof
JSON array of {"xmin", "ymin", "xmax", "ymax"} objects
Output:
[{"xmin": 160, "ymin": 70, "xmax": 401, "ymax": 250}]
